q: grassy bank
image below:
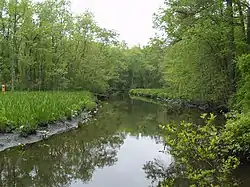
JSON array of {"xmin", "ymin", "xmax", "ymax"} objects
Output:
[
  {"xmin": 129, "ymin": 89, "xmax": 226, "ymax": 112},
  {"xmin": 129, "ymin": 88, "xmax": 201, "ymax": 102},
  {"xmin": 129, "ymin": 89, "xmax": 179, "ymax": 99},
  {"xmin": 0, "ymin": 91, "xmax": 96, "ymax": 134}
]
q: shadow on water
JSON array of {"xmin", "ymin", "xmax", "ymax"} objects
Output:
[{"xmin": 0, "ymin": 96, "xmax": 246, "ymax": 187}]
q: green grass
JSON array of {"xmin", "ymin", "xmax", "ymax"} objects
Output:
[
  {"xmin": 129, "ymin": 88, "xmax": 189, "ymax": 100},
  {"xmin": 129, "ymin": 88, "xmax": 209, "ymax": 107},
  {"xmin": 0, "ymin": 91, "xmax": 96, "ymax": 134},
  {"xmin": 129, "ymin": 88, "xmax": 229, "ymax": 113},
  {"xmin": 129, "ymin": 88, "xmax": 225, "ymax": 104}
]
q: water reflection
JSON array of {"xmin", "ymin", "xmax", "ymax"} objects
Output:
[
  {"xmin": 143, "ymin": 157, "xmax": 244, "ymax": 187},
  {"xmin": 0, "ymin": 127, "xmax": 124, "ymax": 187},
  {"xmin": 0, "ymin": 97, "xmax": 205, "ymax": 187},
  {"xmin": 72, "ymin": 135, "xmax": 170, "ymax": 187}
]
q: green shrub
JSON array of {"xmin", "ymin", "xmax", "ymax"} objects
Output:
[
  {"xmin": 159, "ymin": 113, "xmax": 239, "ymax": 186},
  {"xmin": 235, "ymin": 54, "xmax": 250, "ymax": 111},
  {"xmin": 225, "ymin": 112, "xmax": 250, "ymax": 159}
]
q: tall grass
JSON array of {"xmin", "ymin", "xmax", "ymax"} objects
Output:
[{"xmin": 0, "ymin": 91, "xmax": 96, "ymax": 134}]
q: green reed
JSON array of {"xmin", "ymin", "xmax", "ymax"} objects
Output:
[{"xmin": 0, "ymin": 91, "xmax": 96, "ymax": 134}]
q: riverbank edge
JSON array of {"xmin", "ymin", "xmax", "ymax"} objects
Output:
[
  {"xmin": 129, "ymin": 89, "xmax": 229, "ymax": 113},
  {"xmin": 0, "ymin": 102, "xmax": 100, "ymax": 152}
]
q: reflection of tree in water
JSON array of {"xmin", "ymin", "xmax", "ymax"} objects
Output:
[
  {"xmin": 100, "ymin": 99, "xmax": 164, "ymax": 140},
  {"xmin": 108, "ymin": 97, "xmax": 206, "ymax": 142},
  {"xmin": 143, "ymin": 157, "xmax": 240, "ymax": 187},
  {"xmin": 143, "ymin": 159, "xmax": 192, "ymax": 187},
  {"xmin": 134, "ymin": 98, "xmax": 229, "ymax": 187},
  {"xmin": 130, "ymin": 96, "xmax": 226, "ymax": 126},
  {"xmin": 0, "ymin": 121, "xmax": 125, "ymax": 187}
]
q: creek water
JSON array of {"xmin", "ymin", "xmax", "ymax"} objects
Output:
[{"xmin": 0, "ymin": 96, "xmax": 249, "ymax": 187}]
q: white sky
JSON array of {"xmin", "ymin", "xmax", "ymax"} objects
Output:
[{"xmin": 70, "ymin": 0, "xmax": 164, "ymax": 47}]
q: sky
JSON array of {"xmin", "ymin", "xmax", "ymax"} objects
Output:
[{"xmin": 70, "ymin": 0, "xmax": 164, "ymax": 47}]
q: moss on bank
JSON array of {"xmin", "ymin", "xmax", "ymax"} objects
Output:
[{"xmin": 0, "ymin": 91, "xmax": 96, "ymax": 134}]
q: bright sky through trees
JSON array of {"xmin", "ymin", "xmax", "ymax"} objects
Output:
[{"xmin": 71, "ymin": 0, "xmax": 164, "ymax": 47}]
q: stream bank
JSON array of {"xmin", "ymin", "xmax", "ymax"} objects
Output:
[
  {"xmin": 129, "ymin": 89, "xmax": 229, "ymax": 113},
  {"xmin": 0, "ymin": 105, "xmax": 99, "ymax": 152}
]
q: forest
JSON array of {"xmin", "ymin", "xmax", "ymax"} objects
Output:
[
  {"xmin": 0, "ymin": 0, "xmax": 163, "ymax": 93},
  {"xmin": 1, "ymin": 0, "xmax": 249, "ymax": 103},
  {"xmin": 1, "ymin": 0, "xmax": 250, "ymax": 186}
]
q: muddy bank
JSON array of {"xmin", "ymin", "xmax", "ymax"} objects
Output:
[{"xmin": 0, "ymin": 107, "xmax": 99, "ymax": 152}]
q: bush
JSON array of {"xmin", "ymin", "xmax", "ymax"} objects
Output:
[
  {"xmin": 235, "ymin": 54, "xmax": 250, "ymax": 111},
  {"xmin": 225, "ymin": 112, "xmax": 250, "ymax": 160},
  {"xmin": 159, "ymin": 113, "xmax": 239, "ymax": 186}
]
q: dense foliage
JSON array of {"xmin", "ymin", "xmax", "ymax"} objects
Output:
[
  {"xmin": 0, "ymin": 0, "xmax": 119, "ymax": 93},
  {"xmin": 149, "ymin": 0, "xmax": 250, "ymax": 104},
  {"xmin": 138, "ymin": 0, "xmax": 250, "ymax": 186},
  {"xmin": 1, "ymin": 0, "xmax": 249, "ymax": 106},
  {"xmin": 151, "ymin": 0, "xmax": 250, "ymax": 151},
  {"xmin": 0, "ymin": 0, "xmax": 164, "ymax": 94}
]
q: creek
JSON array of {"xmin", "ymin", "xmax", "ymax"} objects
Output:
[{"xmin": 0, "ymin": 96, "xmax": 249, "ymax": 187}]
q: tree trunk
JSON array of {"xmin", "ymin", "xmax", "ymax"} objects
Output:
[
  {"xmin": 237, "ymin": 0, "xmax": 246, "ymax": 41},
  {"xmin": 247, "ymin": 6, "xmax": 250, "ymax": 49},
  {"xmin": 11, "ymin": 0, "xmax": 19, "ymax": 91},
  {"xmin": 226, "ymin": 0, "xmax": 236, "ymax": 94}
]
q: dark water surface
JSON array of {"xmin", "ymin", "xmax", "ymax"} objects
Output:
[{"xmin": 0, "ymin": 97, "xmax": 249, "ymax": 187}]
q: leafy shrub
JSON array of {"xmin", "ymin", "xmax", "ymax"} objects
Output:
[
  {"xmin": 224, "ymin": 112, "xmax": 250, "ymax": 160},
  {"xmin": 235, "ymin": 54, "xmax": 250, "ymax": 111},
  {"xmin": 159, "ymin": 113, "xmax": 239, "ymax": 186}
]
